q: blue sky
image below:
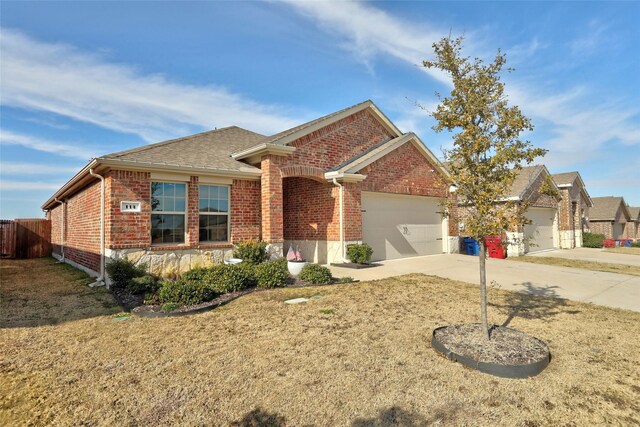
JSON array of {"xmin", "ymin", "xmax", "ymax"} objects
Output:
[{"xmin": 1, "ymin": 1, "xmax": 639, "ymax": 218}]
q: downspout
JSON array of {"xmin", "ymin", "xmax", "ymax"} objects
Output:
[
  {"xmin": 332, "ymin": 178, "xmax": 346, "ymax": 263},
  {"xmin": 89, "ymin": 169, "xmax": 105, "ymax": 287},
  {"xmin": 54, "ymin": 198, "xmax": 65, "ymax": 263}
]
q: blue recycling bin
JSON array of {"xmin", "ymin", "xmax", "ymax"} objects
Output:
[
  {"xmin": 463, "ymin": 238, "xmax": 479, "ymax": 256},
  {"xmin": 625, "ymin": 239, "xmax": 633, "ymax": 247}
]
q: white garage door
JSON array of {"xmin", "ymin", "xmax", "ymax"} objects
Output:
[
  {"xmin": 524, "ymin": 207, "xmax": 556, "ymax": 253},
  {"xmin": 361, "ymin": 192, "xmax": 443, "ymax": 261}
]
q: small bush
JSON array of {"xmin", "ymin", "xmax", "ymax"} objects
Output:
[
  {"xmin": 210, "ymin": 264, "xmax": 257, "ymax": 293},
  {"xmin": 346, "ymin": 243, "xmax": 373, "ymax": 264},
  {"xmin": 161, "ymin": 302, "xmax": 180, "ymax": 312},
  {"xmin": 128, "ymin": 274, "xmax": 159, "ymax": 295},
  {"xmin": 233, "ymin": 240, "xmax": 269, "ymax": 265},
  {"xmin": 583, "ymin": 232, "xmax": 605, "ymax": 248},
  {"xmin": 182, "ymin": 267, "xmax": 209, "ymax": 283},
  {"xmin": 631, "ymin": 240, "xmax": 640, "ymax": 248},
  {"xmin": 299, "ymin": 264, "xmax": 333, "ymax": 285},
  {"xmin": 336, "ymin": 276, "xmax": 354, "ymax": 284},
  {"xmin": 106, "ymin": 259, "xmax": 147, "ymax": 290},
  {"xmin": 256, "ymin": 258, "xmax": 289, "ymax": 288},
  {"xmin": 158, "ymin": 280, "xmax": 218, "ymax": 306}
]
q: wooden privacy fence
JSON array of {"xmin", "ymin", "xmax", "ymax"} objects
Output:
[{"xmin": 0, "ymin": 219, "xmax": 52, "ymax": 259}]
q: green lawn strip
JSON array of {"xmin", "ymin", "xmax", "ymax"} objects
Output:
[
  {"xmin": 604, "ymin": 247, "xmax": 640, "ymax": 256},
  {"xmin": 508, "ymin": 256, "xmax": 640, "ymax": 276}
]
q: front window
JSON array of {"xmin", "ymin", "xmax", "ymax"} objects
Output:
[
  {"xmin": 151, "ymin": 182, "xmax": 186, "ymax": 244},
  {"xmin": 199, "ymin": 185, "xmax": 229, "ymax": 242}
]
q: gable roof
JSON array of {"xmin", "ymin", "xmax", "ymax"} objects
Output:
[
  {"xmin": 628, "ymin": 207, "xmax": 640, "ymax": 222},
  {"xmin": 101, "ymin": 126, "xmax": 266, "ymax": 172},
  {"xmin": 508, "ymin": 165, "xmax": 553, "ymax": 200},
  {"xmin": 551, "ymin": 171, "xmax": 593, "ymax": 207},
  {"xmin": 590, "ymin": 196, "xmax": 630, "ymax": 221}
]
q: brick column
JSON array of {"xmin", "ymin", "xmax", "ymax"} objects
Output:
[
  {"xmin": 342, "ymin": 182, "xmax": 362, "ymax": 241},
  {"xmin": 261, "ymin": 155, "xmax": 284, "ymax": 243},
  {"xmin": 187, "ymin": 176, "xmax": 199, "ymax": 245}
]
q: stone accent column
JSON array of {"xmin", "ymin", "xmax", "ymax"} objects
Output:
[{"xmin": 261, "ymin": 155, "xmax": 284, "ymax": 246}]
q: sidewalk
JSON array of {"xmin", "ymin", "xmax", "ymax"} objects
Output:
[{"xmin": 329, "ymin": 253, "xmax": 640, "ymax": 312}]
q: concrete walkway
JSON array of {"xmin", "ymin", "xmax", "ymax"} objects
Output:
[
  {"xmin": 329, "ymin": 253, "xmax": 640, "ymax": 312},
  {"xmin": 528, "ymin": 247, "xmax": 640, "ymax": 266}
]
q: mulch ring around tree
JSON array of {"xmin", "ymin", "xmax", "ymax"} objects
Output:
[{"xmin": 431, "ymin": 323, "xmax": 550, "ymax": 378}]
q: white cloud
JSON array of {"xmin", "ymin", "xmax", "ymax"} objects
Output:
[
  {"xmin": 0, "ymin": 162, "xmax": 81, "ymax": 175},
  {"xmin": 278, "ymin": 0, "xmax": 452, "ymax": 85},
  {"xmin": 0, "ymin": 29, "xmax": 302, "ymax": 142},
  {"xmin": 0, "ymin": 130, "xmax": 98, "ymax": 159},
  {"xmin": 0, "ymin": 180, "xmax": 63, "ymax": 191}
]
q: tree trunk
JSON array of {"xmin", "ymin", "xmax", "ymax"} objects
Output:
[{"xmin": 479, "ymin": 240, "xmax": 490, "ymax": 340}]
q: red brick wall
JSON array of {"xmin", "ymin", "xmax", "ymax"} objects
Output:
[
  {"xmin": 231, "ymin": 179, "xmax": 261, "ymax": 241},
  {"xmin": 286, "ymin": 110, "xmax": 393, "ymax": 170},
  {"xmin": 342, "ymin": 182, "xmax": 362, "ymax": 241},
  {"xmin": 106, "ymin": 170, "xmax": 151, "ymax": 249},
  {"xmin": 261, "ymin": 155, "xmax": 284, "ymax": 243},
  {"xmin": 283, "ymin": 178, "xmax": 338, "ymax": 240},
  {"xmin": 49, "ymin": 202, "xmax": 63, "ymax": 256},
  {"xmin": 359, "ymin": 142, "xmax": 449, "ymax": 197},
  {"xmin": 62, "ymin": 179, "xmax": 102, "ymax": 272},
  {"xmin": 589, "ymin": 221, "xmax": 613, "ymax": 239}
]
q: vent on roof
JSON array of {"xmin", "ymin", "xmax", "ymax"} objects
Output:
[{"xmin": 121, "ymin": 201, "xmax": 141, "ymax": 213}]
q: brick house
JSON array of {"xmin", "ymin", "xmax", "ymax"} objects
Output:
[
  {"xmin": 628, "ymin": 207, "xmax": 640, "ymax": 240},
  {"xmin": 588, "ymin": 196, "xmax": 631, "ymax": 239},
  {"xmin": 455, "ymin": 165, "xmax": 561, "ymax": 257},
  {"xmin": 43, "ymin": 100, "xmax": 456, "ymax": 281},
  {"xmin": 551, "ymin": 171, "xmax": 593, "ymax": 249}
]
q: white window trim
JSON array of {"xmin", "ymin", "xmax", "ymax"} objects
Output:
[
  {"xmin": 198, "ymin": 184, "xmax": 231, "ymax": 244},
  {"xmin": 150, "ymin": 181, "xmax": 188, "ymax": 245}
]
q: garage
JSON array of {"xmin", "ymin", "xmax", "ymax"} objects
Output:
[
  {"xmin": 524, "ymin": 207, "xmax": 556, "ymax": 253},
  {"xmin": 361, "ymin": 192, "xmax": 444, "ymax": 261}
]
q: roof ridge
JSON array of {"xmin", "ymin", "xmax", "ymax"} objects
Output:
[{"xmin": 102, "ymin": 126, "xmax": 262, "ymax": 159}]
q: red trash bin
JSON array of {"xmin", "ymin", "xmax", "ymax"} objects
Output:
[
  {"xmin": 485, "ymin": 235, "xmax": 506, "ymax": 259},
  {"xmin": 603, "ymin": 239, "xmax": 615, "ymax": 248}
]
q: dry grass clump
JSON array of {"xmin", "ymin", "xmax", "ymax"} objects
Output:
[
  {"xmin": 605, "ymin": 247, "xmax": 640, "ymax": 256},
  {"xmin": 508, "ymin": 255, "xmax": 640, "ymax": 276},
  {"xmin": 1, "ymin": 258, "xmax": 640, "ymax": 426}
]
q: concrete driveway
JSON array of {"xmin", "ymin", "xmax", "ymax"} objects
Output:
[
  {"xmin": 528, "ymin": 247, "xmax": 640, "ymax": 266},
  {"xmin": 329, "ymin": 253, "xmax": 640, "ymax": 312}
]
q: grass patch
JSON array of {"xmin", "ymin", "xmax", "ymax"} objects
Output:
[
  {"xmin": 1, "ymin": 261, "xmax": 639, "ymax": 426},
  {"xmin": 319, "ymin": 309, "xmax": 335, "ymax": 315},
  {"xmin": 604, "ymin": 247, "xmax": 640, "ymax": 256},
  {"xmin": 508, "ymin": 256, "xmax": 640, "ymax": 276},
  {"xmin": 0, "ymin": 258, "xmax": 121, "ymax": 328}
]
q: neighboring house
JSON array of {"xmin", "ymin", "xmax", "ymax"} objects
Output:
[
  {"xmin": 551, "ymin": 171, "xmax": 593, "ymax": 249},
  {"xmin": 588, "ymin": 197, "xmax": 631, "ymax": 239},
  {"xmin": 504, "ymin": 165, "xmax": 562, "ymax": 256},
  {"xmin": 625, "ymin": 207, "xmax": 639, "ymax": 240},
  {"xmin": 42, "ymin": 100, "xmax": 456, "ymax": 279},
  {"xmin": 455, "ymin": 165, "xmax": 561, "ymax": 257}
]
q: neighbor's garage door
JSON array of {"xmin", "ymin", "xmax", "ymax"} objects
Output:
[
  {"xmin": 361, "ymin": 192, "xmax": 443, "ymax": 261},
  {"xmin": 524, "ymin": 207, "xmax": 556, "ymax": 253},
  {"xmin": 612, "ymin": 223, "xmax": 624, "ymax": 239}
]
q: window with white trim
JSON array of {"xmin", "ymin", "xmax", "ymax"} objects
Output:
[
  {"xmin": 151, "ymin": 182, "xmax": 186, "ymax": 244},
  {"xmin": 199, "ymin": 185, "xmax": 229, "ymax": 242}
]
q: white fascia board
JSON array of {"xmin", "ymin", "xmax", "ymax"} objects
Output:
[
  {"xmin": 230, "ymin": 143, "xmax": 296, "ymax": 161},
  {"xmin": 324, "ymin": 171, "xmax": 367, "ymax": 183}
]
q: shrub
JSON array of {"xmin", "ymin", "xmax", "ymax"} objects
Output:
[
  {"xmin": 158, "ymin": 279, "xmax": 218, "ymax": 306},
  {"xmin": 583, "ymin": 232, "xmax": 605, "ymax": 248},
  {"xmin": 233, "ymin": 240, "xmax": 269, "ymax": 265},
  {"xmin": 256, "ymin": 258, "xmax": 289, "ymax": 288},
  {"xmin": 106, "ymin": 259, "xmax": 147, "ymax": 290},
  {"xmin": 210, "ymin": 263, "xmax": 257, "ymax": 293},
  {"xmin": 299, "ymin": 264, "xmax": 333, "ymax": 285},
  {"xmin": 631, "ymin": 240, "xmax": 640, "ymax": 248},
  {"xmin": 128, "ymin": 274, "xmax": 159, "ymax": 295},
  {"xmin": 161, "ymin": 302, "xmax": 180, "ymax": 312},
  {"xmin": 182, "ymin": 267, "xmax": 209, "ymax": 283},
  {"xmin": 346, "ymin": 243, "xmax": 373, "ymax": 264}
]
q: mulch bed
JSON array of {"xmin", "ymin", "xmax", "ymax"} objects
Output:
[
  {"xmin": 110, "ymin": 288, "xmax": 145, "ymax": 311},
  {"xmin": 433, "ymin": 323, "xmax": 549, "ymax": 365}
]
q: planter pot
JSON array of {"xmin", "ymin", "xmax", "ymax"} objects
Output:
[
  {"xmin": 224, "ymin": 258, "xmax": 243, "ymax": 265},
  {"xmin": 431, "ymin": 325, "xmax": 550, "ymax": 379},
  {"xmin": 287, "ymin": 260, "xmax": 308, "ymax": 276}
]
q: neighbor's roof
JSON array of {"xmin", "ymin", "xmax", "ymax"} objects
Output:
[
  {"xmin": 551, "ymin": 172, "xmax": 578, "ymax": 186},
  {"xmin": 101, "ymin": 126, "xmax": 266, "ymax": 172},
  {"xmin": 589, "ymin": 196, "xmax": 630, "ymax": 221},
  {"xmin": 627, "ymin": 207, "xmax": 640, "ymax": 221},
  {"xmin": 508, "ymin": 165, "xmax": 547, "ymax": 199}
]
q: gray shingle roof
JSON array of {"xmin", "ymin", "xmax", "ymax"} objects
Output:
[
  {"xmin": 590, "ymin": 196, "xmax": 627, "ymax": 221},
  {"xmin": 627, "ymin": 207, "xmax": 640, "ymax": 221},
  {"xmin": 101, "ymin": 126, "xmax": 266, "ymax": 172},
  {"xmin": 552, "ymin": 172, "xmax": 578, "ymax": 186},
  {"xmin": 508, "ymin": 165, "xmax": 545, "ymax": 199}
]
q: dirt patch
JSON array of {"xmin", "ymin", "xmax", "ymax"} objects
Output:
[
  {"xmin": 508, "ymin": 256, "xmax": 640, "ymax": 276},
  {"xmin": 433, "ymin": 323, "xmax": 549, "ymax": 365}
]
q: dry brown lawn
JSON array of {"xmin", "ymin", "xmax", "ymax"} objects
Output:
[
  {"xmin": 1, "ymin": 258, "xmax": 639, "ymax": 426},
  {"xmin": 605, "ymin": 247, "xmax": 640, "ymax": 256},
  {"xmin": 507, "ymin": 256, "xmax": 640, "ymax": 276}
]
